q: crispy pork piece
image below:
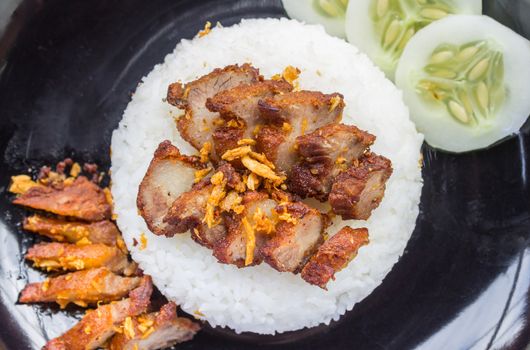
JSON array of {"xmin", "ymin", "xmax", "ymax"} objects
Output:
[
  {"xmin": 170, "ymin": 64, "xmax": 261, "ymax": 154},
  {"xmin": 109, "ymin": 302, "xmax": 200, "ymax": 350},
  {"xmin": 260, "ymin": 202, "xmax": 325, "ymax": 273},
  {"xmin": 213, "ymin": 191, "xmax": 277, "ymax": 267},
  {"xmin": 19, "ymin": 267, "xmax": 141, "ymax": 308},
  {"xmin": 206, "ymin": 80, "xmax": 293, "ymax": 137},
  {"xmin": 301, "ymin": 227, "xmax": 369, "ymax": 289},
  {"xmin": 162, "ymin": 180, "xmax": 227, "ymax": 248},
  {"xmin": 329, "ymin": 153, "xmax": 393, "ymax": 220},
  {"xmin": 289, "ymin": 123, "xmax": 375, "ymax": 200},
  {"xmin": 163, "ymin": 162, "xmax": 240, "ymax": 243},
  {"xmin": 137, "ymin": 141, "xmax": 204, "ymax": 237},
  {"xmin": 191, "ymin": 222, "xmax": 227, "ymax": 249},
  {"xmin": 163, "ymin": 181, "xmax": 212, "ymax": 234},
  {"xmin": 25, "ymin": 242, "xmax": 133, "ymax": 274},
  {"xmin": 13, "ymin": 176, "xmax": 111, "ymax": 221},
  {"xmin": 256, "ymin": 91, "xmax": 344, "ymax": 173},
  {"xmin": 216, "ymin": 162, "xmax": 244, "ymax": 191},
  {"xmin": 23, "ymin": 215, "xmax": 120, "ymax": 246},
  {"xmin": 212, "ymin": 126, "xmax": 245, "ymax": 165},
  {"xmin": 43, "ymin": 276, "xmax": 152, "ymax": 350}
]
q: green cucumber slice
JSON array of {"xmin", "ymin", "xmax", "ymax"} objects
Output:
[
  {"xmin": 395, "ymin": 15, "xmax": 530, "ymax": 152},
  {"xmin": 345, "ymin": 0, "xmax": 481, "ymax": 80}
]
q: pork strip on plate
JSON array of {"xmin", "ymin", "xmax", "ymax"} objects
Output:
[
  {"xmin": 289, "ymin": 123, "xmax": 375, "ymax": 200},
  {"xmin": 206, "ymin": 79, "xmax": 293, "ymax": 138},
  {"xmin": 163, "ymin": 162, "xmax": 243, "ymax": 246},
  {"xmin": 25, "ymin": 242, "xmax": 134, "ymax": 274},
  {"xmin": 301, "ymin": 227, "xmax": 370, "ymax": 289},
  {"xmin": 329, "ymin": 153, "xmax": 393, "ymax": 220},
  {"xmin": 23, "ymin": 215, "xmax": 121, "ymax": 246},
  {"xmin": 213, "ymin": 191, "xmax": 278, "ymax": 267},
  {"xmin": 168, "ymin": 63, "xmax": 262, "ymax": 157},
  {"xmin": 13, "ymin": 176, "xmax": 111, "ymax": 221},
  {"xmin": 256, "ymin": 91, "xmax": 345, "ymax": 173},
  {"xmin": 43, "ymin": 276, "xmax": 152, "ymax": 350},
  {"xmin": 109, "ymin": 302, "xmax": 200, "ymax": 350},
  {"xmin": 137, "ymin": 140, "xmax": 204, "ymax": 237},
  {"xmin": 19, "ymin": 267, "xmax": 141, "ymax": 308},
  {"xmin": 261, "ymin": 201, "xmax": 326, "ymax": 273}
]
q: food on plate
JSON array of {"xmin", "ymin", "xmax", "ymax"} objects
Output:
[
  {"xmin": 13, "ymin": 176, "xmax": 111, "ymax": 221},
  {"xmin": 25, "ymin": 242, "xmax": 134, "ymax": 274},
  {"xmin": 109, "ymin": 302, "xmax": 200, "ymax": 350},
  {"xmin": 396, "ymin": 15, "xmax": 530, "ymax": 152},
  {"xmin": 345, "ymin": 0, "xmax": 482, "ymax": 79},
  {"xmin": 301, "ymin": 226, "xmax": 369, "ymax": 289},
  {"xmin": 137, "ymin": 140, "xmax": 205, "ymax": 236},
  {"xmin": 18, "ymin": 267, "xmax": 142, "ymax": 308},
  {"xmin": 168, "ymin": 63, "xmax": 261, "ymax": 159},
  {"xmin": 282, "ymin": 0, "xmax": 348, "ymax": 38},
  {"xmin": 256, "ymin": 90, "xmax": 345, "ymax": 173},
  {"xmin": 43, "ymin": 276, "xmax": 153, "ymax": 350},
  {"xmin": 329, "ymin": 152, "xmax": 393, "ymax": 220},
  {"xmin": 111, "ymin": 19, "xmax": 423, "ymax": 334},
  {"xmin": 23, "ymin": 215, "xmax": 122, "ymax": 246},
  {"xmin": 138, "ymin": 59, "xmax": 396, "ymax": 281},
  {"xmin": 9, "ymin": 160, "xmax": 200, "ymax": 349},
  {"xmin": 289, "ymin": 123, "xmax": 376, "ymax": 200}
]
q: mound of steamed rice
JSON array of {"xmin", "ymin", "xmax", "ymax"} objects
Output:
[{"xmin": 111, "ymin": 18, "xmax": 424, "ymax": 335}]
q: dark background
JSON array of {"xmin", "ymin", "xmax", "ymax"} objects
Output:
[{"xmin": 0, "ymin": 0, "xmax": 529, "ymax": 349}]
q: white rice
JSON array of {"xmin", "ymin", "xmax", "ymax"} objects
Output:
[{"xmin": 111, "ymin": 18, "xmax": 423, "ymax": 335}]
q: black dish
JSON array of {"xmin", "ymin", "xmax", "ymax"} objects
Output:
[{"xmin": 0, "ymin": 0, "xmax": 529, "ymax": 349}]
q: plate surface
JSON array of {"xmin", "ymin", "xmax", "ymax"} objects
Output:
[{"xmin": 0, "ymin": 0, "xmax": 529, "ymax": 349}]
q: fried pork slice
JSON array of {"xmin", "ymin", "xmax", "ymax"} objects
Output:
[
  {"xmin": 109, "ymin": 302, "xmax": 200, "ymax": 350},
  {"xmin": 192, "ymin": 222, "xmax": 227, "ymax": 250},
  {"xmin": 13, "ymin": 176, "xmax": 111, "ymax": 221},
  {"xmin": 25, "ymin": 242, "xmax": 133, "ymax": 274},
  {"xmin": 163, "ymin": 180, "xmax": 226, "ymax": 248},
  {"xmin": 169, "ymin": 64, "xmax": 261, "ymax": 154},
  {"xmin": 289, "ymin": 123, "xmax": 376, "ymax": 200},
  {"xmin": 137, "ymin": 141, "xmax": 204, "ymax": 237},
  {"xmin": 212, "ymin": 126, "xmax": 245, "ymax": 165},
  {"xmin": 163, "ymin": 162, "xmax": 241, "ymax": 245},
  {"xmin": 261, "ymin": 202, "xmax": 325, "ymax": 273},
  {"xmin": 43, "ymin": 276, "xmax": 152, "ymax": 350},
  {"xmin": 301, "ymin": 227, "xmax": 369, "ymax": 289},
  {"xmin": 206, "ymin": 80, "xmax": 293, "ymax": 137},
  {"xmin": 23, "ymin": 215, "xmax": 121, "ymax": 246},
  {"xmin": 19, "ymin": 267, "xmax": 141, "ymax": 308},
  {"xmin": 213, "ymin": 191, "xmax": 277, "ymax": 267},
  {"xmin": 163, "ymin": 180, "xmax": 212, "ymax": 234},
  {"xmin": 329, "ymin": 153, "xmax": 393, "ymax": 220},
  {"xmin": 256, "ymin": 91, "xmax": 344, "ymax": 172}
]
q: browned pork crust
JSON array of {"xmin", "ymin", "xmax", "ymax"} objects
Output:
[
  {"xmin": 25, "ymin": 242, "xmax": 132, "ymax": 274},
  {"xmin": 43, "ymin": 276, "xmax": 153, "ymax": 350},
  {"xmin": 206, "ymin": 80, "xmax": 293, "ymax": 139},
  {"xmin": 170, "ymin": 64, "xmax": 261, "ymax": 154},
  {"xmin": 13, "ymin": 176, "xmax": 111, "ymax": 221},
  {"xmin": 23, "ymin": 215, "xmax": 120, "ymax": 246},
  {"xmin": 260, "ymin": 202, "xmax": 325, "ymax": 273},
  {"xmin": 213, "ymin": 191, "xmax": 276, "ymax": 267},
  {"xmin": 329, "ymin": 153, "xmax": 393, "ymax": 220},
  {"xmin": 108, "ymin": 302, "xmax": 200, "ymax": 350},
  {"xmin": 301, "ymin": 227, "xmax": 369, "ymax": 289},
  {"xmin": 289, "ymin": 123, "xmax": 375, "ymax": 200},
  {"xmin": 137, "ymin": 141, "xmax": 204, "ymax": 237},
  {"xmin": 255, "ymin": 91, "xmax": 344, "ymax": 172},
  {"xmin": 19, "ymin": 267, "xmax": 141, "ymax": 308}
]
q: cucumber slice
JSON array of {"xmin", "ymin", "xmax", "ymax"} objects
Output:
[
  {"xmin": 282, "ymin": 0, "xmax": 348, "ymax": 38},
  {"xmin": 345, "ymin": 0, "xmax": 481, "ymax": 80},
  {"xmin": 395, "ymin": 15, "xmax": 530, "ymax": 153}
]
